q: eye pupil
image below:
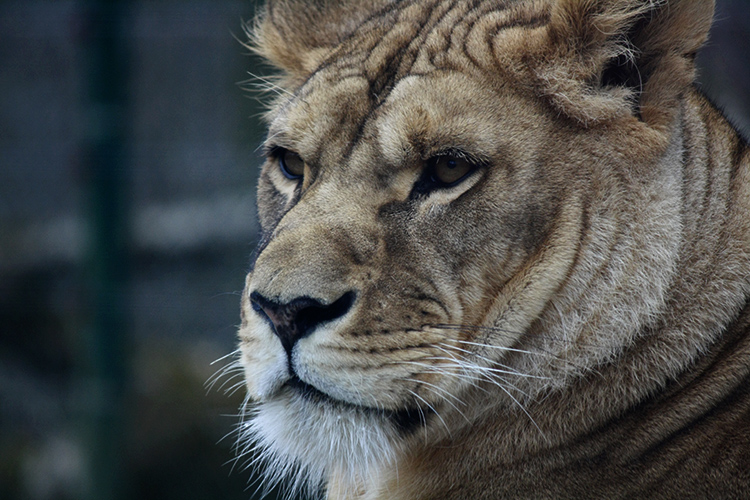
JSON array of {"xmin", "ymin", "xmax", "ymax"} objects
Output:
[{"xmin": 279, "ymin": 149, "xmax": 306, "ymax": 180}]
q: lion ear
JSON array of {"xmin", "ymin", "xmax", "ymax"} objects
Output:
[
  {"xmin": 532, "ymin": 0, "xmax": 715, "ymax": 126},
  {"xmin": 249, "ymin": 0, "xmax": 382, "ymax": 84}
]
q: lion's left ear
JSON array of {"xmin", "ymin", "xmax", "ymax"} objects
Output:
[{"xmin": 526, "ymin": 0, "xmax": 714, "ymax": 127}]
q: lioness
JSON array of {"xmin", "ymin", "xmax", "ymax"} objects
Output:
[{"xmin": 235, "ymin": 0, "xmax": 750, "ymax": 498}]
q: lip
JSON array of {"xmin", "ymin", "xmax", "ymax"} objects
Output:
[{"xmin": 284, "ymin": 375, "xmax": 433, "ymax": 434}]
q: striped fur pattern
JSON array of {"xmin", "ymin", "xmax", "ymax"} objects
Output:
[{"xmin": 235, "ymin": 0, "xmax": 750, "ymax": 498}]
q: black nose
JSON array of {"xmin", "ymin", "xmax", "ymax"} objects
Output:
[{"xmin": 249, "ymin": 291, "xmax": 355, "ymax": 356}]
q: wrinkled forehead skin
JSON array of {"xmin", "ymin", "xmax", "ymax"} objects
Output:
[{"xmin": 264, "ymin": 0, "xmax": 551, "ymax": 183}]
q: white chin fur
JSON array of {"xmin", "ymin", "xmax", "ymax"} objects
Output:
[{"xmin": 239, "ymin": 389, "xmax": 399, "ymax": 498}]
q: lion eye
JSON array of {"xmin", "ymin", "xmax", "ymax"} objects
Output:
[
  {"xmin": 429, "ymin": 155, "xmax": 475, "ymax": 186},
  {"xmin": 278, "ymin": 149, "xmax": 305, "ymax": 180}
]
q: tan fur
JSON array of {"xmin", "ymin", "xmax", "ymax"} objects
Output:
[{"xmin": 236, "ymin": 1, "xmax": 750, "ymax": 498}]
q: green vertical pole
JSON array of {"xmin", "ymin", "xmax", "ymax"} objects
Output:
[{"xmin": 80, "ymin": 1, "xmax": 130, "ymax": 499}]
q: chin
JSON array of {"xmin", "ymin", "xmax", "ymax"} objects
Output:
[{"xmin": 238, "ymin": 384, "xmax": 401, "ymax": 498}]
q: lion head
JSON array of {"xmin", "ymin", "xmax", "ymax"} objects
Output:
[{"xmin": 234, "ymin": 1, "xmax": 750, "ymax": 498}]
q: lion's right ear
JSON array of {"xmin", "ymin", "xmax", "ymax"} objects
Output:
[{"xmin": 248, "ymin": 0, "xmax": 383, "ymax": 84}]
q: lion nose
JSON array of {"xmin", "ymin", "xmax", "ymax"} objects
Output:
[{"xmin": 249, "ymin": 291, "xmax": 355, "ymax": 356}]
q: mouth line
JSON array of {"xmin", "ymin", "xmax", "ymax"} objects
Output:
[
  {"xmin": 284, "ymin": 375, "xmax": 433, "ymax": 434},
  {"xmin": 285, "ymin": 374, "xmax": 339, "ymax": 404}
]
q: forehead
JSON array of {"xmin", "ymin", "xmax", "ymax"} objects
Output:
[{"xmin": 266, "ymin": 0, "xmax": 549, "ymax": 164}]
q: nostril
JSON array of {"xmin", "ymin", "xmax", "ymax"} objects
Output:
[
  {"xmin": 249, "ymin": 291, "xmax": 356, "ymax": 356},
  {"xmin": 296, "ymin": 291, "xmax": 355, "ymax": 334}
]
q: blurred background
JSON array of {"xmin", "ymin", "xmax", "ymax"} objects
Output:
[{"xmin": 0, "ymin": 1, "xmax": 747, "ymax": 500}]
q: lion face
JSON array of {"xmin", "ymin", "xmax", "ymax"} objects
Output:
[
  {"xmin": 236, "ymin": 0, "xmax": 715, "ymax": 493},
  {"xmin": 237, "ymin": 27, "xmax": 583, "ymax": 485},
  {"xmin": 243, "ymin": 66, "xmax": 565, "ymax": 406}
]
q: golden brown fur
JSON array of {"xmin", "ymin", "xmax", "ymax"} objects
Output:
[{"xmin": 236, "ymin": 0, "xmax": 750, "ymax": 498}]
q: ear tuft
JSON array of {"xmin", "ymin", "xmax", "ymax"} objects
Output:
[
  {"xmin": 547, "ymin": 0, "xmax": 655, "ymax": 58},
  {"xmin": 246, "ymin": 0, "xmax": 386, "ymax": 86},
  {"xmin": 246, "ymin": 1, "xmax": 334, "ymax": 84},
  {"xmin": 532, "ymin": 0, "xmax": 715, "ymax": 127}
]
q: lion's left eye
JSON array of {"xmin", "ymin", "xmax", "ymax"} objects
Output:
[
  {"xmin": 278, "ymin": 149, "xmax": 306, "ymax": 180},
  {"xmin": 428, "ymin": 155, "xmax": 475, "ymax": 187}
]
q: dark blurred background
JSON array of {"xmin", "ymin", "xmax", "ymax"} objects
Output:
[{"xmin": 0, "ymin": 1, "xmax": 747, "ymax": 500}]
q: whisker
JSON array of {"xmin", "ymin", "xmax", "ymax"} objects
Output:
[
  {"xmin": 223, "ymin": 378, "xmax": 249, "ymax": 396},
  {"xmin": 431, "ymin": 323, "xmax": 578, "ymax": 360},
  {"xmin": 495, "ymin": 382, "xmax": 546, "ymax": 440},
  {"xmin": 211, "ymin": 349, "xmax": 241, "ymax": 366},
  {"xmin": 453, "ymin": 339, "xmax": 542, "ymax": 357},
  {"xmin": 404, "ymin": 373, "xmax": 467, "ymax": 406},
  {"xmin": 423, "ymin": 355, "xmax": 549, "ymax": 382},
  {"xmin": 463, "ymin": 367, "xmax": 532, "ymax": 400},
  {"xmin": 418, "ymin": 359, "xmax": 534, "ymax": 402},
  {"xmin": 407, "ymin": 361, "xmax": 523, "ymax": 407},
  {"xmin": 436, "ymin": 345, "xmax": 527, "ymax": 376},
  {"xmin": 410, "ymin": 363, "xmax": 492, "ymax": 395},
  {"xmin": 415, "ymin": 351, "xmax": 543, "ymax": 436},
  {"xmin": 205, "ymin": 350, "xmax": 245, "ymax": 394},
  {"xmin": 434, "ymin": 343, "xmax": 551, "ymax": 378},
  {"xmin": 407, "ymin": 378, "xmax": 471, "ymax": 425},
  {"xmin": 434, "ymin": 344, "xmax": 551, "ymax": 380},
  {"xmin": 436, "ymin": 333, "xmax": 594, "ymax": 373},
  {"xmin": 408, "ymin": 390, "xmax": 452, "ymax": 439},
  {"xmin": 437, "ymin": 322, "xmax": 650, "ymax": 352},
  {"xmin": 414, "ymin": 401, "xmax": 429, "ymax": 441},
  {"xmin": 241, "ymin": 71, "xmax": 298, "ymax": 100}
]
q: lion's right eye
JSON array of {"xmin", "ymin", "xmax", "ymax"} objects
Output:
[
  {"xmin": 409, "ymin": 150, "xmax": 481, "ymax": 199},
  {"xmin": 278, "ymin": 149, "xmax": 305, "ymax": 180},
  {"xmin": 429, "ymin": 155, "xmax": 475, "ymax": 186}
]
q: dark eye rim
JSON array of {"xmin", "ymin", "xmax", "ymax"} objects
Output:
[
  {"xmin": 409, "ymin": 150, "xmax": 483, "ymax": 199},
  {"xmin": 275, "ymin": 147, "xmax": 304, "ymax": 180}
]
